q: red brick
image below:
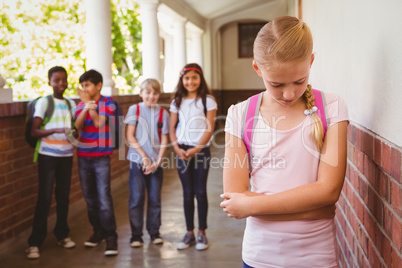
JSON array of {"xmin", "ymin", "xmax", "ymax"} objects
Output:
[
  {"xmin": 368, "ymin": 242, "xmax": 381, "ymax": 268},
  {"xmin": 347, "ymin": 142, "xmax": 355, "ymax": 163},
  {"xmin": 391, "ymin": 214, "xmax": 401, "ymax": 251},
  {"xmin": 383, "ymin": 207, "xmax": 393, "ymax": 238},
  {"xmin": 356, "ymin": 149, "xmax": 365, "ymax": 174},
  {"xmin": 382, "ymin": 143, "xmax": 391, "ymax": 174},
  {"xmin": 361, "ymin": 131, "xmax": 374, "ymax": 159},
  {"xmin": 390, "ymin": 147, "xmax": 401, "ymax": 180},
  {"xmin": 382, "ymin": 236, "xmax": 392, "ymax": 267},
  {"xmin": 379, "ymin": 170, "xmax": 390, "ymax": 203},
  {"xmin": 391, "ymin": 181, "xmax": 401, "ymax": 216},
  {"xmin": 374, "ymin": 137, "xmax": 382, "ymax": 166},
  {"xmin": 363, "ymin": 210, "xmax": 375, "ymax": 241},
  {"xmin": 363, "ymin": 156, "xmax": 377, "ymax": 187},
  {"xmin": 356, "ymin": 128, "xmax": 362, "ymax": 151},
  {"xmin": 392, "ymin": 247, "xmax": 402, "ymax": 268},
  {"xmin": 359, "ymin": 175, "xmax": 368, "ymax": 204}
]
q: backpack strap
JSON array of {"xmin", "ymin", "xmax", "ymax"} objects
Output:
[
  {"xmin": 311, "ymin": 89, "xmax": 328, "ymax": 138},
  {"xmin": 136, "ymin": 103, "xmax": 140, "ymax": 126},
  {"xmin": 241, "ymin": 93, "xmax": 263, "ymax": 156},
  {"xmin": 33, "ymin": 95, "xmax": 55, "ymax": 163},
  {"xmin": 158, "ymin": 107, "xmax": 164, "ymax": 141}
]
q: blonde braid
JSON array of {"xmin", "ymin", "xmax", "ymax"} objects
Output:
[{"xmin": 304, "ymin": 84, "xmax": 324, "ymax": 151}]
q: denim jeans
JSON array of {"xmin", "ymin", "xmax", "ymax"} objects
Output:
[
  {"xmin": 28, "ymin": 154, "xmax": 72, "ymax": 247},
  {"xmin": 78, "ymin": 155, "xmax": 117, "ymax": 240},
  {"xmin": 128, "ymin": 162, "xmax": 163, "ymax": 237},
  {"xmin": 176, "ymin": 145, "xmax": 211, "ymax": 231}
]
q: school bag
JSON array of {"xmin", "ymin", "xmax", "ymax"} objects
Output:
[
  {"xmin": 241, "ymin": 89, "xmax": 328, "ymax": 156},
  {"xmin": 25, "ymin": 95, "xmax": 74, "ymax": 162},
  {"xmin": 101, "ymin": 96, "xmax": 124, "ymax": 150},
  {"xmin": 136, "ymin": 104, "xmax": 164, "ymax": 141}
]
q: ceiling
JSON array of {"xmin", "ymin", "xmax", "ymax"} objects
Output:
[{"xmin": 183, "ymin": 0, "xmax": 278, "ymax": 19}]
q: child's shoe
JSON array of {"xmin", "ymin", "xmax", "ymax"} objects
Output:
[
  {"xmin": 130, "ymin": 236, "xmax": 144, "ymax": 248},
  {"xmin": 26, "ymin": 246, "xmax": 40, "ymax": 259},
  {"xmin": 84, "ymin": 233, "xmax": 104, "ymax": 247},
  {"xmin": 104, "ymin": 238, "xmax": 118, "ymax": 256},
  {"xmin": 176, "ymin": 232, "xmax": 195, "ymax": 250},
  {"xmin": 150, "ymin": 234, "xmax": 164, "ymax": 245},
  {"xmin": 58, "ymin": 237, "xmax": 76, "ymax": 249},
  {"xmin": 195, "ymin": 233, "xmax": 209, "ymax": 251}
]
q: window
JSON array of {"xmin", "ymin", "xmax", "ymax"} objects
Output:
[{"xmin": 238, "ymin": 22, "xmax": 266, "ymax": 58}]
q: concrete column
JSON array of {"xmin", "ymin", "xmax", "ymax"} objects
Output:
[
  {"xmin": 172, "ymin": 16, "xmax": 187, "ymax": 74},
  {"xmin": 138, "ymin": 0, "xmax": 161, "ymax": 81},
  {"xmin": 188, "ymin": 26, "xmax": 204, "ymax": 67},
  {"xmin": 84, "ymin": 0, "xmax": 117, "ymax": 96}
]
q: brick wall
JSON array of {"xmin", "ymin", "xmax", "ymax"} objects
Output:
[
  {"xmin": 336, "ymin": 124, "xmax": 402, "ymax": 267},
  {"xmin": 0, "ymin": 93, "xmax": 174, "ymax": 244}
]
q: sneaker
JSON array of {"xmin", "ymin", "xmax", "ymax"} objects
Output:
[
  {"xmin": 176, "ymin": 232, "xmax": 195, "ymax": 250},
  {"xmin": 195, "ymin": 233, "xmax": 209, "ymax": 251},
  {"xmin": 84, "ymin": 233, "xmax": 104, "ymax": 247},
  {"xmin": 104, "ymin": 239, "xmax": 118, "ymax": 256},
  {"xmin": 130, "ymin": 236, "xmax": 144, "ymax": 248},
  {"xmin": 26, "ymin": 246, "xmax": 40, "ymax": 259},
  {"xmin": 58, "ymin": 237, "xmax": 76, "ymax": 249},
  {"xmin": 150, "ymin": 234, "xmax": 164, "ymax": 245}
]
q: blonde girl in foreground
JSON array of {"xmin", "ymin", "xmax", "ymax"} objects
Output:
[{"xmin": 221, "ymin": 16, "xmax": 349, "ymax": 267}]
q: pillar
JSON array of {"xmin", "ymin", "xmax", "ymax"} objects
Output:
[
  {"xmin": 84, "ymin": 0, "xmax": 117, "ymax": 96},
  {"xmin": 172, "ymin": 16, "xmax": 187, "ymax": 75},
  {"xmin": 138, "ymin": 0, "xmax": 161, "ymax": 81}
]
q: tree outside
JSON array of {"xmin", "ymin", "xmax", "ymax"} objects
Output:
[{"xmin": 0, "ymin": 0, "xmax": 142, "ymax": 100}]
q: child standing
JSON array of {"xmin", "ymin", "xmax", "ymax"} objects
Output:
[
  {"xmin": 169, "ymin": 63, "xmax": 217, "ymax": 251},
  {"xmin": 124, "ymin": 79, "xmax": 170, "ymax": 247},
  {"xmin": 26, "ymin": 66, "xmax": 76, "ymax": 259},
  {"xmin": 220, "ymin": 16, "xmax": 349, "ymax": 267},
  {"xmin": 74, "ymin": 69, "xmax": 118, "ymax": 256}
]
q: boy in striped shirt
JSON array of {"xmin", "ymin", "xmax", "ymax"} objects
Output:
[
  {"xmin": 74, "ymin": 69, "xmax": 118, "ymax": 256},
  {"xmin": 26, "ymin": 66, "xmax": 76, "ymax": 259}
]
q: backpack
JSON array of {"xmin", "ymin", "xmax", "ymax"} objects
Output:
[
  {"xmin": 102, "ymin": 96, "xmax": 124, "ymax": 150},
  {"xmin": 25, "ymin": 95, "xmax": 74, "ymax": 162},
  {"xmin": 136, "ymin": 104, "xmax": 164, "ymax": 141},
  {"xmin": 241, "ymin": 88, "xmax": 328, "ymax": 157}
]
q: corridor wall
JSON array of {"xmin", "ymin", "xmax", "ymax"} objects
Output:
[{"xmin": 302, "ymin": 0, "xmax": 401, "ymax": 267}]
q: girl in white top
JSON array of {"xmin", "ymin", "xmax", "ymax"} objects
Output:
[
  {"xmin": 220, "ymin": 16, "xmax": 349, "ymax": 267},
  {"xmin": 170, "ymin": 63, "xmax": 217, "ymax": 251}
]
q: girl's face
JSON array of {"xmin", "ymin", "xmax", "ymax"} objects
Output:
[
  {"xmin": 182, "ymin": 70, "xmax": 201, "ymax": 96},
  {"xmin": 254, "ymin": 55, "xmax": 314, "ymax": 107}
]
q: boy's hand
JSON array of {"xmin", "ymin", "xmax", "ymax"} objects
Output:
[
  {"xmin": 84, "ymin": 102, "xmax": 97, "ymax": 110},
  {"xmin": 77, "ymin": 88, "xmax": 91, "ymax": 103},
  {"xmin": 142, "ymin": 157, "xmax": 153, "ymax": 174}
]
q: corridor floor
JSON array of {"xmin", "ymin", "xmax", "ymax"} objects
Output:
[{"xmin": 0, "ymin": 133, "xmax": 246, "ymax": 268}]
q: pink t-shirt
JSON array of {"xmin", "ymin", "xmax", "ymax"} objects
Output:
[{"xmin": 225, "ymin": 92, "xmax": 349, "ymax": 267}]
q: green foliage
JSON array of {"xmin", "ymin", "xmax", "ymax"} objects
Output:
[{"xmin": 0, "ymin": 0, "xmax": 142, "ymax": 100}]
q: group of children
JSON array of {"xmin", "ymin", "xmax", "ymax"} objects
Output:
[
  {"xmin": 25, "ymin": 16, "xmax": 349, "ymax": 267},
  {"xmin": 26, "ymin": 63, "xmax": 216, "ymax": 259}
]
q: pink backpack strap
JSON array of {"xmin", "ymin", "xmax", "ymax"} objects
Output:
[
  {"xmin": 311, "ymin": 89, "xmax": 328, "ymax": 137},
  {"xmin": 242, "ymin": 93, "xmax": 263, "ymax": 155}
]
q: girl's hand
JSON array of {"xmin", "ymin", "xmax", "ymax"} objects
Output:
[
  {"xmin": 185, "ymin": 148, "xmax": 200, "ymax": 158},
  {"xmin": 144, "ymin": 163, "xmax": 157, "ymax": 175},
  {"xmin": 175, "ymin": 148, "xmax": 189, "ymax": 160},
  {"xmin": 220, "ymin": 193, "xmax": 253, "ymax": 219}
]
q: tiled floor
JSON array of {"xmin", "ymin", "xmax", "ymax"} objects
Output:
[{"xmin": 0, "ymin": 133, "xmax": 246, "ymax": 268}]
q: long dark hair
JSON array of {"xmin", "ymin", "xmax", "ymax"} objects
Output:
[{"xmin": 173, "ymin": 63, "xmax": 212, "ymax": 111}]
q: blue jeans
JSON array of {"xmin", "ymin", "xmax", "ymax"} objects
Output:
[
  {"xmin": 28, "ymin": 154, "xmax": 72, "ymax": 247},
  {"xmin": 128, "ymin": 162, "xmax": 163, "ymax": 237},
  {"xmin": 243, "ymin": 261, "xmax": 254, "ymax": 268},
  {"xmin": 78, "ymin": 155, "xmax": 117, "ymax": 240},
  {"xmin": 176, "ymin": 145, "xmax": 211, "ymax": 231}
]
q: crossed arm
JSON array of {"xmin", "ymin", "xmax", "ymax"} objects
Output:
[{"xmin": 220, "ymin": 121, "xmax": 348, "ymax": 220}]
